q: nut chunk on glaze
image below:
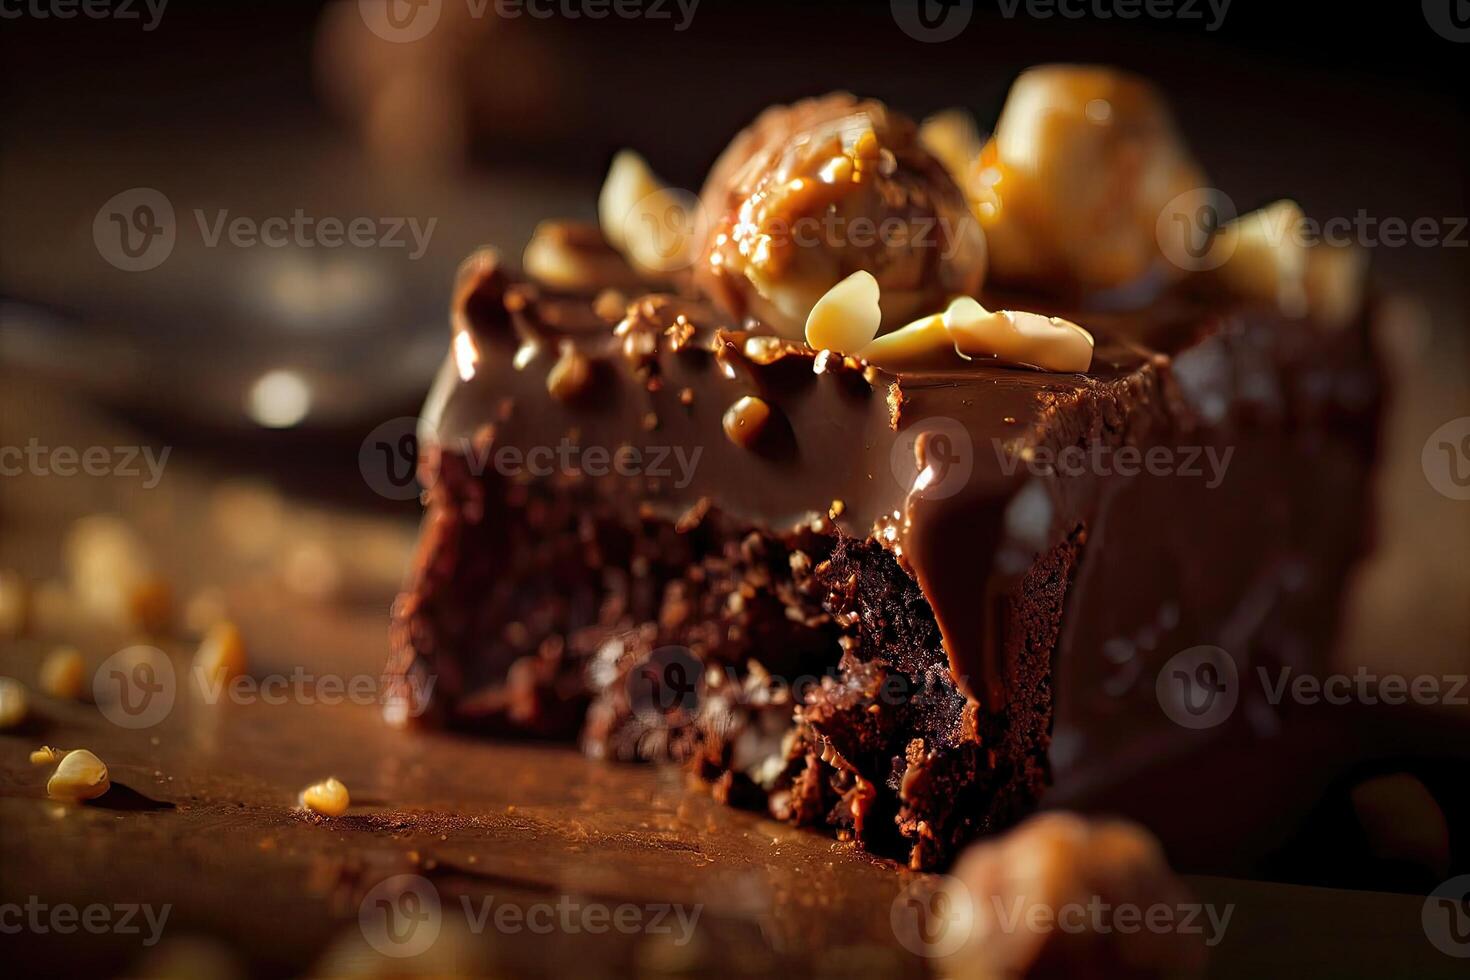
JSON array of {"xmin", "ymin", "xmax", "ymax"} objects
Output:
[
  {"xmin": 970, "ymin": 65, "xmax": 1208, "ymax": 294},
  {"xmin": 695, "ymin": 93, "xmax": 987, "ymax": 339}
]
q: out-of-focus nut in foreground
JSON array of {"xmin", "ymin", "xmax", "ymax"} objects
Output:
[
  {"xmin": 971, "ymin": 65, "xmax": 1207, "ymax": 293},
  {"xmin": 39, "ymin": 647, "xmax": 86, "ymax": 700},
  {"xmin": 0, "ymin": 677, "xmax": 29, "ymax": 730},
  {"xmin": 47, "ymin": 749, "xmax": 111, "ymax": 802},
  {"xmin": 193, "ymin": 621, "xmax": 247, "ymax": 692},
  {"xmin": 299, "ymin": 777, "xmax": 351, "ymax": 817},
  {"xmin": 940, "ymin": 812, "xmax": 1208, "ymax": 979}
]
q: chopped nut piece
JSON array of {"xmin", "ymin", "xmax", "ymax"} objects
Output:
[
  {"xmin": 696, "ymin": 94, "xmax": 986, "ymax": 338},
  {"xmin": 39, "ymin": 647, "xmax": 86, "ymax": 700},
  {"xmin": 856, "ymin": 312, "xmax": 952, "ymax": 372},
  {"xmin": 972, "ymin": 65, "xmax": 1207, "ymax": 291},
  {"xmin": 860, "ymin": 297, "xmax": 1093, "ymax": 373},
  {"xmin": 546, "ymin": 341, "xmax": 593, "ymax": 402},
  {"xmin": 0, "ymin": 569, "xmax": 29, "ymax": 638},
  {"xmin": 299, "ymin": 777, "xmax": 351, "ymax": 817},
  {"xmin": 722, "ymin": 395, "xmax": 773, "ymax": 450},
  {"xmin": 805, "ymin": 271, "xmax": 882, "ymax": 354},
  {"xmin": 946, "ymin": 297, "xmax": 1093, "ymax": 372},
  {"xmin": 47, "ymin": 749, "xmax": 110, "ymax": 802},
  {"xmin": 523, "ymin": 220, "xmax": 643, "ymax": 293},
  {"xmin": 940, "ymin": 812, "xmax": 1206, "ymax": 978},
  {"xmin": 1207, "ymin": 200, "xmax": 1309, "ymax": 316},
  {"xmin": 0, "ymin": 677, "xmax": 28, "ymax": 730},
  {"xmin": 30, "ymin": 746, "xmax": 61, "ymax": 766},
  {"xmin": 919, "ymin": 108, "xmax": 984, "ymax": 184},
  {"xmin": 193, "ymin": 621, "xmax": 247, "ymax": 693}
]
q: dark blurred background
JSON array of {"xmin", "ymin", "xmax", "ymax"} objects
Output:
[{"xmin": 3, "ymin": 0, "xmax": 1465, "ymax": 408}]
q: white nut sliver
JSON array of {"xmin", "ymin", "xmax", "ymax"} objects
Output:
[
  {"xmin": 300, "ymin": 777, "xmax": 350, "ymax": 817},
  {"xmin": 805, "ymin": 271, "xmax": 882, "ymax": 354},
  {"xmin": 0, "ymin": 677, "xmax": 28, "ymax": 730},
  {"xmin": 856, "ymin": 313, "xmax": 953, "ymax": 372},
  {"xmin": 945, "ymin": 297, "xmax": 1094, "ymax": 373},
  {"xmin": 1208, "ymin": 200, "xmax": 1309, "ymax": 317},
  {"xmin": 47, "ymin": 749, "xmax": 110, "ymax": 802}
]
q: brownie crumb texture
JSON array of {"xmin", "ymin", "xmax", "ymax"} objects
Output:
[{"xmin": 389, "ymin": 450, "xmax": 1074, "ymax": 869}]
